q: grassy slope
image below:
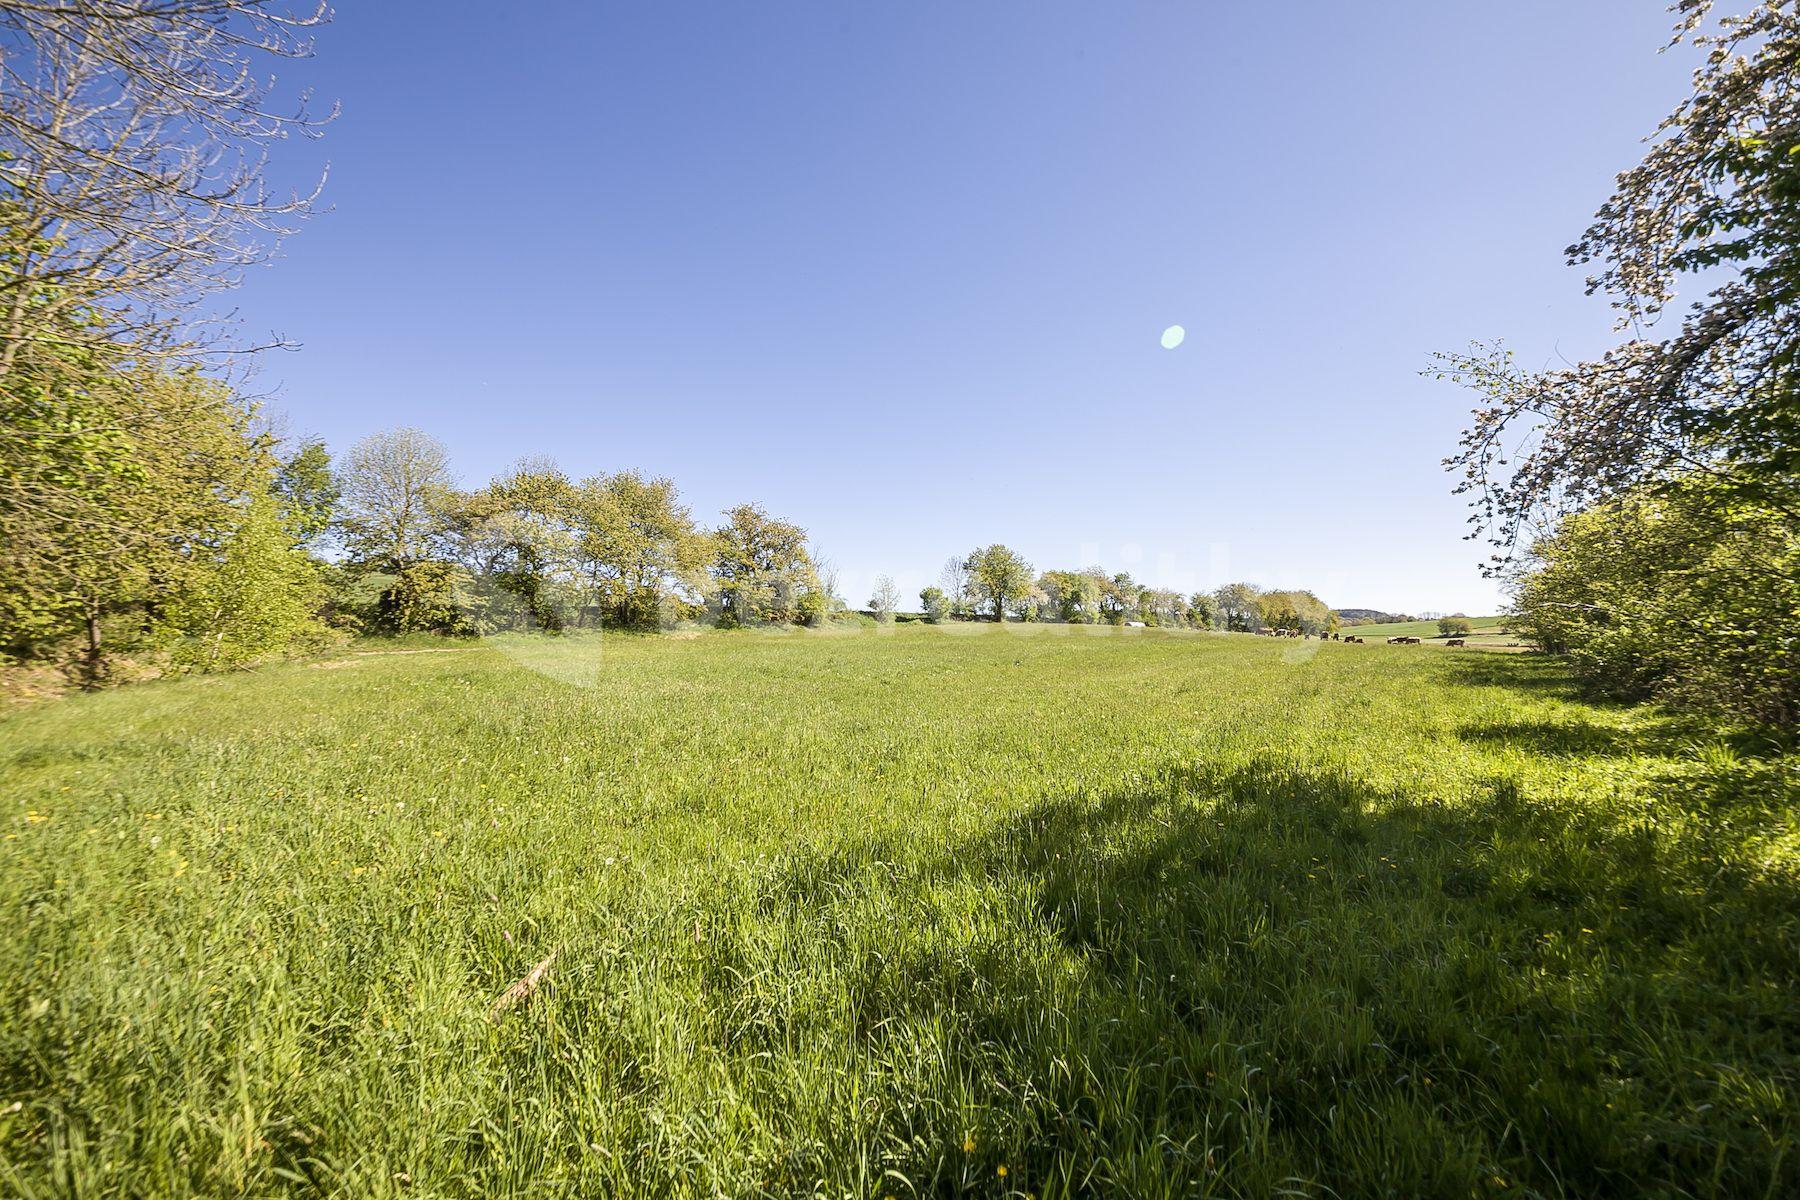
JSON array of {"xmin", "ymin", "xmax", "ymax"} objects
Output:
[{"xmin": 1, "ymin": 626, "xmax": 1794, "ymax": 1198}]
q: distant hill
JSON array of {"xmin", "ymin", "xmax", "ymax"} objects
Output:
[{"xmin": 1334, "ymin": 608, "xmax": 1414, "ymax": 625}]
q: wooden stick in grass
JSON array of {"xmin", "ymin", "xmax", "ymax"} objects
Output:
[{"xmin": 489, "ymin": 949, "xmax": 558, "ymax": 1022}]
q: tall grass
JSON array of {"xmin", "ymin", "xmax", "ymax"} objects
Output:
[{"xmin": 2, "ymin": 626, "xmax": 1794, "ymax": 1197}]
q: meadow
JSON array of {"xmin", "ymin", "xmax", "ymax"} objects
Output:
[
  {"xmin": 2, "ymin": 625, "xmax": 1794, "ymax": 1199},
  {"xmin": 1340, "ymin": 617, "xmax": 1517, "ymax": 650}
]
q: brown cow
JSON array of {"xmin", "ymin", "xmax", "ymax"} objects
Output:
[{"xmin": 1446, "ymin": 638, "xmax": 1465, "ymax": 647}]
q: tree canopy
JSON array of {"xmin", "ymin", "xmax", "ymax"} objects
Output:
[
  {"xmin": 965, "ymin": 545, "xmax": 1033, "ymax": 623},
  {"xmin": 1438, "ymin": 2, "xmax": 1800, "ymax": 562}
]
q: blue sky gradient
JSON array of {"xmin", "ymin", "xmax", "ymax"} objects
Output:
[{"xmin": 239, "ymin": 2, "xmax": 1695, "ymax": 615}]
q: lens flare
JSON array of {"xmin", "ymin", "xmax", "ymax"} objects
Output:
[{"xmin": 1160, "ymin": 325, "xmax": 1186, "ymax": 350}]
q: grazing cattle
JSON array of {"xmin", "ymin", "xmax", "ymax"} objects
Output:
[
  {"xmin": 1446, "ymin": 638, "xmax": 1465, "ymax": 647},
  {"xmin": 1402, "ymin": 636, "xmax": 1421, "ymax": 644},
  {"xmin": 1387, "ymin": 636, "xmax": 1403, "ymax": 644}
]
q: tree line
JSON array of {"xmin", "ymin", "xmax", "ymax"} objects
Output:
[
  {"xmin": 1, "ymin": 413, "xmax": 853, "ymax": 682},
  {"xmin": 904, "ymin": 546, "xmax": 1335, "ymax": 634},
  {"xmin": 327, "ymin": 430, "xmax": 831, "ymax": 635}
]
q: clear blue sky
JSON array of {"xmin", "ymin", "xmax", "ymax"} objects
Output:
[{"xmin": 238, "ymin": 2, "xmax": 1694, "ymax": 616}]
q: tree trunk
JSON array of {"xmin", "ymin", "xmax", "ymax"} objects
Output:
[{"xmin": 82, "ymin": 600, "xmax": 105, "ymax": 690}]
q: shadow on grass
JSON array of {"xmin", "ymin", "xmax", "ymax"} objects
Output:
[
  {"xmin": 1454, "ymin": 718, "xmax": 1636, "ymax": 758},
  {"xmin": 1434, "ymin": 649, "xmax": 1590, "ymax": 701},
  {"xmin": 1441, "ymin": 652, "xmax": 1790, "ymax": 766},
  {"xmin": 805, "ymin": 758, "xmax": 1800, "ymax": 1197}
]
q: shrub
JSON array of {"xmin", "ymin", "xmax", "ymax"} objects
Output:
[
  {"xmin": 379, "ymin": 562, "xmax": 474, "ymax": 636},
  {"xmin": 919, "ymin": 586, "xmax": 949, "ymax": 624},
  {"xmin": 1512, "ymin": 480, "xmax": 1799, "ymax": 727}
]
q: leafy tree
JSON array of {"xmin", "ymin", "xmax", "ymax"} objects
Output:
[
  {"xmin": 159, "ymin": 493, "xmax": 326, "ymax": 671},
  {"xmin": 1036, "ymin": 569, "xmax": 1105, "ymax": 623},
  {"xmin": 1035, "ymin": 571, "xmax": 1074, "ymax": 622},
  {"xmin": 1438, "ymin": 617, "xmax": 1474, "ymax": 637},
  {"xmin": 1212, "ymin": 583, "xmax": 1262, "ymax": 632},
  {"xmin": 0, "ymin": 344, "xmax": 277, "ymax": 679},
  {"xmin": 1101, "ymin": 572, "xmax": 1135, "ymax": 624},
  {"xmin": 570, "ymin": 470, "xmax": 708, "ymax": 628},
  {"xmin": 1437, "ymin": 3, "xmax": 1800, "ymax": 564},
  {"xmin": 711, "ymin": 503, "xmax": 817, "ymax": 625},
  {"xmin": 919, "ymin": 585, "xmax": 949, "ymax": 624},
  {"xmin": 966, "ymin": 544, "xmax": 1032, "ymax": 623},
  {"xmin": 869, "ymin": 575, "xmax": 899, "ymax": 622},
  {"xmin": 1188, "ymin": 591, "xmax": 1218, "ymax": 630},
  {"xmin": 1011, "ymin": 581, "xmax": 1050, "ymax": 622},
  {"xmin": 1258, "ymin": 589, "xmax": 1333, "ymax": 636},
  {"xmin": 1142, "ymin": 588, "xmax": 1187, "ymax": 627},
  {"xmin": 796, "ymin": 585, "xmax": 831, "ymax": 627},
  {"xmin": 456, "ymin": 459, "xmax": 577, "ymax": 632},
  {"xmin": 336, "ymin": 428, "xmax": 456, "ymax": 572},
  {"xmin": 273, "ymin": 437, "xmax": 338, "ymax": 549}
]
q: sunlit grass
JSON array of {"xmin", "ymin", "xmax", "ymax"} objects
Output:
[{"xmin": 2, "ymin": 625, "xmax": 1793, "ymax": 1197}]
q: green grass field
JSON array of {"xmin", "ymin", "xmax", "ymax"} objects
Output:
[
  {"xmin": 3, "ymin": 626, "xmax": 1794, "ymax": 1198},
  {"xmin": 1341, "ymin": 616, "xmax": 1522, "ymax": 651}
]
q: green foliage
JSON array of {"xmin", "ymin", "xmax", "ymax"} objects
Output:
[
  {"xmin": 1257, "ymin": 589, "xmax": 1332, "ymax": 636},
  {"xmin": 965, "ymin": 544, "xmax": 1032, "ymax": 622},
  {"xmin": 919, "ymin": 585, "xmax": 949, "ymax": 624},
  {"xmin": 1187, "ymin": 591, "xmax": 1217, "ymax": 629},
  {"xmin": 795, "ymin": 585, "xmax": 830, "ymax": 627},
  {"xmin": 1212, "ymin": 582, "xmax": 1262, "ymax": 632},
  {"xmin": 158, "ymin": 494, "xmax": 329, "ymax": 670},
  {"xmin": 711, "ymin": 503, "xmax": 818, "ymax": 626},
  {"xmin": 0, "ymin": 333, "xmax": 308, "ymax": 674},
  {"xmin": 323, "ymin": 453, "xmax": 825, "ymax": 638},
  {"xmin": 1439, "ymin": 617, "xmax": 1475, "ymax": 637},
  {"xmin": 379, "ymin": 561, "xmax": 475, "ymax": 637},
  {"xmin": 1035, "ymin": 570, "xmax": 1102, "ymax": 623},
  {"xmin": 1512, "ymin": 479, "xmax": 1800, "ymax": 726},
  {"xmin": 273, "ymin": 438, "xmax": 338, "ymax": 548},
  {"xmin": 2, "ymin": 629, "xmax": 1793, "ymax": 1196},
  {"xmin": 570, "ymin": 470, "xmax": 709, "ymax": 629},
  {"xmin": 456, "ymin": 460, "xmax": 578, "ymax": 633}
]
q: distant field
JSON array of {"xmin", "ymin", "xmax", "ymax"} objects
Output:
[
  {"xmin": 2, "ymin": 626, "xmax": 1793, "ymax": 1197},
  {"xmin": 1343, "ymin": 615, "xmax": 1521, "ymax": 647}
]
